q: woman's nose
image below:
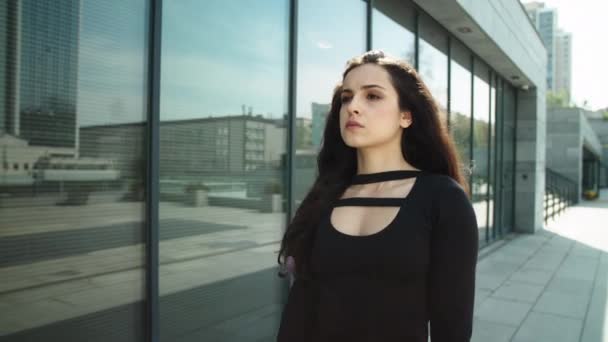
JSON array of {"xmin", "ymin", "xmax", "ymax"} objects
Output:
[{"xmin": 346, "ymin": 95, "xmax": 361, "ymax": 115}]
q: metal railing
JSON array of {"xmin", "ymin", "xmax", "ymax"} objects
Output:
[{"xmin": 544, "ymin": 168, "xmax": 577, "ymax": 224}]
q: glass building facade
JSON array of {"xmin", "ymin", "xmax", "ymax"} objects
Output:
[{"xmin": 0, "ymin": 0, "xmax": 517, "ymax": 340}]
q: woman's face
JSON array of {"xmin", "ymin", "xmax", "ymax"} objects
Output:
[{"xmin": 339, "ymin": 63, "xmax": 411, "ymax": 149}]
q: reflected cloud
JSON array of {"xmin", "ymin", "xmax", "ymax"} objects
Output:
[{"xmin": 316, "ymin": 40, "xmax": 333, "ymax": 49}]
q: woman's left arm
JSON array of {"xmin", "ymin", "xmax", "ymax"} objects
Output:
[{"xmin": 428, "ymin": 176, "xmax": 479, "ymax": 341}]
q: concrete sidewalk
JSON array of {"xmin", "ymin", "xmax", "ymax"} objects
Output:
[{"xmin": 472, "ymin": 189, "xmax": 608, "ymax": 342}]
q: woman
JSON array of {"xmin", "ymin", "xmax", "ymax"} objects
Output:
[{"xmin": 276, "ymin": 50, "xmax": 478, "ymax": 341}]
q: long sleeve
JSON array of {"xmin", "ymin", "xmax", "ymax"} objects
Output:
[
  {"xmin": 428, "ymin": 176, "xmax": 479, "ymax": 341},
  {"xmin": 276, "ymin": 278, "xmax": 316, "ymax": 342}
]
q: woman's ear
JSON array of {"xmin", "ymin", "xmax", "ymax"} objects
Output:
[{"xmin": 400, "ymin": 111, "xmax": 412, "ymax": 128}]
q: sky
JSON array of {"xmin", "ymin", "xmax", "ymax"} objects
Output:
[{"xmin": 525, "ymin": 0, "xmax": 608, "ymax": 111}]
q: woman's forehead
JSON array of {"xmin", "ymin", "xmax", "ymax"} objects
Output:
[{"xmin": 343, "ymin": 64, "xmax": 392, "ymax": 89}]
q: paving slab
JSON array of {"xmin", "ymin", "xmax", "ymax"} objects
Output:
[
  {"xmin": 512, "ymin": 311, "xmax": 583, "ymax": 342},
  {"xmin": 473, "ymin": 189, "xmax": 608, "ymax": 342},
  {"xmin": 474, "ymin": 297, "xmax": 532, "ymax": 327}
]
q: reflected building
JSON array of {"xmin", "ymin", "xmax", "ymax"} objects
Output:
[
  {"xmin": 311, "ymin": 102, "xmax": 330, "ymax": 149},
  {"xmin": 295, "ymin": 117, "xmax": 312, "ymax": 149},
  {"xmin": 0, "ymin": 0, "xmax": 113, "ymax": 192},
  {"xmin": 0, "ymin": 1, "xmax": 18, "ymax": 135},
  {"xmin": 0, "ymin": 1, "xmax": 125, "ymax": 195},
  {"xmin": 13, "ymin": 0, "xmax": 80, "ymax": 148},
  {"xmin": 0, "ymin": 133, "xmax": 75, "ymax": 186},
  {"xmin": 81, "ymin": 115, "xmax": 287, "ymax": 178}
]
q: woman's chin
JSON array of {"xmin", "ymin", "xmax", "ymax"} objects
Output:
[{"xmin": 343, "ymin": 139, "xmax": 367, "ymax": 149}]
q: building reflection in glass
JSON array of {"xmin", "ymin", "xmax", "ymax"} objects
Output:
[
  {"xmin": 473, "ymin": 59, "xmax": 491, "ymax": 245},
  {"xmin": 158, "ymin": 1, "xmax": 289, "ymax": 340},
  {"xmin": 0, "ymin": 0, "xmax": 148, "ymax": 340}
]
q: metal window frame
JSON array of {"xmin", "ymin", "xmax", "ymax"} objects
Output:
[
  {"xmin": 469, "ymin": 54, "xmax": 474, "ymax": 194},
  {"xmin": 498, "ymin": 79, "xmax": 506, "ymax": 237},
  {"xmin": 511, "ymin": 90, "xmax": 518, "ymax": 233},
  {"xmin": 491, "ymin": 73, "xmax": 498, "ymax": 241},
  {"xmin": 485, "ymin": 69, "xmax": 493, "ymax": 245},
  {"xmin": 145, "ymin": 0, "xmax": 162, "ymax": 341},
  {"xmin": 414, "ymin": 9, "xmax": 419, "ymax": 70},
  {"xmin": 286, "ymin": 0, "xmax": 297, "ymax": 222},
  {"xmin": 446, "ymin": 36, "xmax": 451, "ymax": 129},
  {"xmin": 366, "ymin": 0, "xmax": 373, "ymax": 51},
  {"xmin": 488, "ymin": 69, "xmax": 499, "ymax": 241}
]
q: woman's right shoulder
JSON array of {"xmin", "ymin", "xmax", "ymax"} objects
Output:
[{"xmin": 423, "ymin": 173, "xmax": 463, "ymax": 192}]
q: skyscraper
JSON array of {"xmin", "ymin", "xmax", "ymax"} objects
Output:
[
  {"xmin": 555, "ymin": 29, "xmax": 572, "ymax": 101},
  {"xmin": 524, "ymin": 1, "xmax": 571, "ymax": 101},
  {"xmin": 16, "ymin": 0, "xmax": 81, "ymax": 148},
  {"xmin": 525, "ymin": 2, "xmax": 557, "ymax": 90}
]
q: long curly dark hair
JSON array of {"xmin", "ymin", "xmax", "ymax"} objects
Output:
[{"xmin": 277, "ymin": 50, "xmax": 467, "ymax": 281}]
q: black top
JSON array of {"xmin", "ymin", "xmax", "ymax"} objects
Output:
[{"xmin": 277, "ymin": 170, "xmax": 479, "ymax": 342}]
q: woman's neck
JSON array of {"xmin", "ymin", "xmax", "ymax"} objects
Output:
[{"xmin": 355, "ymin": 144, "xmax": 418, "ymax": 175}]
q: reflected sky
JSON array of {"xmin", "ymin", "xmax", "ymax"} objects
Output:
[
  {"xmin": 296, "ymin": 0, "xmax": 366, "ymax": 118},
  {"xmin": 160, "ymin": 0, "xmax": 289, "ymax": 121},
  {"xmin": 419, "ymin": 40, "xmax": 447, "ymax": 110},
  {"xmin": 77, "ymin": 0, "xmax": 290, "ymax": 126},
  {"xmin": 451, "ymin": 60, "xmax": 472, "ymax": 117},
  {"xmin": 373, "ymin": 9, "xmax": 415, "ymax": 64},
  {"xmin": 78, "ymin": 0, "xmax": 148, "ymax": 127},
  {"xmin": 474, "ymin": 74, "xmax": 490, "ymax": 123}
]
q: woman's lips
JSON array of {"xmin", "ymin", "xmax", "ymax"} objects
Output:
[{"xmin": 346, "ymin": 121, "xmax": 363, "ymax": 129}]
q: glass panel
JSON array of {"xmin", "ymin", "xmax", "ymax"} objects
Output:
[
  {"xmin": 372, "ymin": 0, "xmax": 415, "ymax": 64},
  {"xmin": 419, "ymin": 14, "xmax": 448, "ymax": 122},
  {"xmin": 296, "ymin": 0, "xmax": 366, "ymax": 206},
  {"xmin": 473, "ymin": 60, "xmax": 490, "ymax": 246},
  {"xmin": 0, "ymin": 0, "xmax": 148, "ymax": 340},
  {"xmin": 160, "ymin": 1, "xmax": 289, "ymax": 340},
  {"xmin": 449, "ymin": 41, "xmax": 472, "ymax": 183}
]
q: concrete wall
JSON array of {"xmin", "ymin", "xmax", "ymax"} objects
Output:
[
  {"xmin": 414, "ymin": 0, "xmax": 546, "ymax": 89},
  {"xmin": 581, "ymin": 114, "xmax": 602, "ymax": 156},
  {"xmin": 546, "ymin": 109, "xmax": 581, "ymax": 185},
  {"xmin": 546, "ymin": 108, "xmax": 603, "ymax": 199},
  {"xmin": 586, "ymin": 116, "xmax": 608, "ymax": 164},
  {"xmin": 515, "ymin": 87, "xmax": 546, "ymax": 233}
]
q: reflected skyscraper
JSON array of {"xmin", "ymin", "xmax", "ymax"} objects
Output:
[
  {"xmin": 0, "ymin": 3, "xmax": 6, "ymax": 133},
  {"xmin": 12, "ymin": 0, "xmax": 81, "ymax": 148},
  {"xmin": 0, "ymin": 1, "xmax": 18, "ymax": 135}
]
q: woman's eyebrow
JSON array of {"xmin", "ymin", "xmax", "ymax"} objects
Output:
[{"xmin": 342, "ymin": 84, "xmax": 386, "ymax": 93}]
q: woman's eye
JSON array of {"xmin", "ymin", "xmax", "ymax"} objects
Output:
[
  {"xmin": 341, "ymin": 96, "xmax": 352, "ymax": 103},
  {"xmin": 367, "ymin": 94, "xmax": 381, "ymax": 100}
]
